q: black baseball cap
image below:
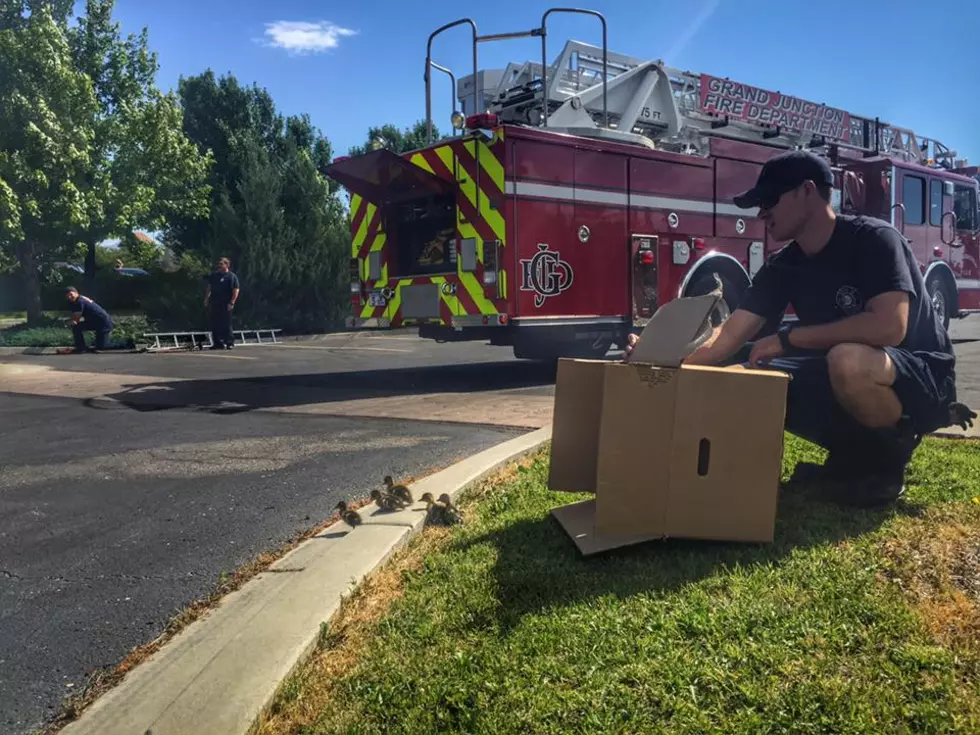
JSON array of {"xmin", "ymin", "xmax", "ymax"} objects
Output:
[{"xmin": 733, "ymin": 150, "xmax": 835, "ymax": 209}]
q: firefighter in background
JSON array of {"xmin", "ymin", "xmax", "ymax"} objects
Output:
[
  {"xmin": 65, "ymin": 286, "xmax": 114, "ymax": 353},
  {"xmin": 203, "ymin": 256, "xmax": 240, "ymax": 349}
]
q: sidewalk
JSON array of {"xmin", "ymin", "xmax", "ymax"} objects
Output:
[{"xmin": 59, "ymin": 426, "xmax": 552, "ymax": 735}]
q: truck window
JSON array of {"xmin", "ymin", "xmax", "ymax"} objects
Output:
[
  {"xmin": 954, "ymin": 184, "xmax": 978, "ymax": 230},
  {"xmin": 903, "ymin": 174, "xmax": 925, "ymax": 225},
  {"xmin": 929, "ymin": 178, "xmax": 943, "ymax": 226}
]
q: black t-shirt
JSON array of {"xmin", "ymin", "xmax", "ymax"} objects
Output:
[
  {"xmin": 741, "ymin": 214, "xmax": 954, "ymax": 364},
  {"xmin": 70, "ymin": 295, "xmax": 111, "ymax": 328},
  {"xmin": 204, "ymin": 270, "xmax": 240, "ymax": 306}
]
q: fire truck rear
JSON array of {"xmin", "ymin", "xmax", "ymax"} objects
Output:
[{"xmin": 325, "ymin": 9, "xmax": 980, "ymax": 360}]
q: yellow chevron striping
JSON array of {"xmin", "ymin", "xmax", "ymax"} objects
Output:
[
  {"xmin": 463, "ymin": 140, "xmax": 504, "ymax": 195},
  {"xmin": 459, "ymin": 271, "xmax": 498, "ymax": 314},
  {"xmin": 352, "ymin": 202, "xmax": 375, "ymax": 250},
  {"xmin": 409, "ymin": 153, "xmax": 436, "ymax": 174}
]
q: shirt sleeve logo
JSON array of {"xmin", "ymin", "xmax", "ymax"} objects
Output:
[{"xmin": 835, "ymin": 285, "xmax": 863, "ymax": 315}]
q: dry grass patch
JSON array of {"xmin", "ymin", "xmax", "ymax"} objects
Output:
[{"xmin": 879, "ymin": 503, "xmax": 980, "ymax": 656}]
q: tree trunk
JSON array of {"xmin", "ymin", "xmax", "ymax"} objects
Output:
[
  {"xmin": 14, "ymin": 241, "xmax": 44, "ymax": 326},
  {"xmin": 84, "ymin": 240, "xmax": 97, "ymax": 294}
]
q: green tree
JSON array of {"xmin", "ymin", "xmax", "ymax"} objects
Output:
[
  {"xmin": 0, "ymin": 1, "xmax": 100, "ymax": 324},
  {"xmin": 349, "ymin": 119, "xmax": 445, "ymax": 157},
  {"xmin": 166, "ymin": 70, "xmax": 350, "ymax": 332},
  {"xmin": 66, "ymin": 0, "xmax": 212, "ymax": 291}
]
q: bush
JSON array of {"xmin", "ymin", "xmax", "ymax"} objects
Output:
[{"xmin": 0, "ymin": 314, "xmax": 153, "ymax": 348}]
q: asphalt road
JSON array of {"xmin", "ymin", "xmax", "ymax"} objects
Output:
[{"xmin": 0, "ymin": 335, "xmax": 536, "ymax": 735}]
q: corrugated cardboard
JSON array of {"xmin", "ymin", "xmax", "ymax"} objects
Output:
[{"xmin": 548, "ymin": 291, "xmax": 790, "ymax": 555}]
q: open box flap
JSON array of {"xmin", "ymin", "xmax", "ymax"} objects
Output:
[
  {"xmin": 626, "ymin": 287, "xmax": 725, "ymax": 367},
  {"xmin": 324, "ymin": 149, "xmax": 453, "ymax": 204}
]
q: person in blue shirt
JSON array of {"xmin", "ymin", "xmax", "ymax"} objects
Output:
[
  {"xmin": 65, "ymin": 287, "xmax": 114, "ymax": 353},
  {"xmin": 203, "ymin": 256, "xmax": 241, "ymax": 349},
  {"xmin": 626, "ymin": 151, "xmax": 975, "ymax": 508}
]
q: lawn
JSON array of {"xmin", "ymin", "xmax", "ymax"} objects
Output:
[{"xmin": 257, "ymin": 434, "xmax": 980, "ymax": 735}]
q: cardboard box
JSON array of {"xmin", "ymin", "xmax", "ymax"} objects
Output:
[{"xmin": 548, "ymin": 292, "xmax": 790, "ymax": 555}]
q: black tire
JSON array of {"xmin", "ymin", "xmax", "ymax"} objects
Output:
[{"xmin": 926, "ymin": 272, "xmax": 954, "ymax": 332}]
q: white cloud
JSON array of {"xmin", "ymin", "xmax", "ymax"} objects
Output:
[{"xmin": 262, "ymin": 20, "xmax": 357, "ymax": 55}]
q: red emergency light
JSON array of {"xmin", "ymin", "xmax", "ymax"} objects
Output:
[
  {"xmin": 640, "ymin": 250, "xmax": 655, "ymax": 265},
  {"xmin": 465, "ymin": 113, "xmax": 500, "ymax": 130}
]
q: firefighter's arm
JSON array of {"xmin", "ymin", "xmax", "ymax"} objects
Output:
[
  {"xmin": 682, "ymin": 309, "xmax": 766, "ymax": 365},
  {"xmin": 785, "ymin": 292, "xmax": 909, "ymax": 350}
]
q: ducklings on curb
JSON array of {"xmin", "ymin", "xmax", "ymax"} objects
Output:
[
  {"xmin": 384, "ymin": 474, "xmax": 413, "ymax": 504},
  {"xmin": 420, "ymin": 492, "xmax": 463, "ymax": 527},
  {"xmin": 335, "ymin": 500, "xmax": 362, "ymax": 528},
  {"xmin": 371, "ymin": 488, "xmax": 407, "ymax": 511},
  {"xmin": 437, "ymin": 493, "xmax": 464, "ymax": 525}
]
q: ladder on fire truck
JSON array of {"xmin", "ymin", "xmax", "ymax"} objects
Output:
[{"xmin": 451, "ymin": 36, "xmax": 963, "ymax": 169}]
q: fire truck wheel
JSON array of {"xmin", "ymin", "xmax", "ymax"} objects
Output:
[
  {"xmin": 925, "ymin": 272, "xmax": 954, "ymax": 331},
  {"xmin": 687, "ymin": 271, "xmax": 744, "ymax": 327}
]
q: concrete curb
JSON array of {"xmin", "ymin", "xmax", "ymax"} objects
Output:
[{"xmin": 59, "ymin": 425, "xmax": 552, "ymax": 735}]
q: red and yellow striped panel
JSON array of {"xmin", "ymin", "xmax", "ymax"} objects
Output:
[{"xmin": 348, "ymin": 130, "xmax": 507, "ymax": 327}]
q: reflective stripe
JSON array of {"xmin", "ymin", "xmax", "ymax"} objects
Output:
[
  {"xmin": 956, "ymin": 279, "xmax": 980, "ymax": 290},
  {"xmin": 504, "ymin": 180, "xmax": 760, "ymax": 217}
]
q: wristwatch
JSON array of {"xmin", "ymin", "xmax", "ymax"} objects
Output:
[{"xmin": 777, "ymin": 324, "xmax": 794, "ymax": 351}]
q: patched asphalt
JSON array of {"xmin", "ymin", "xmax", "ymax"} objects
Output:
[{"xmin": 0, "ymin": 391, "xmax": 523, "ymax": 735}]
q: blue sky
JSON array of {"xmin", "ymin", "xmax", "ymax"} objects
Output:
[{"xmin": 107, "ymin": 0, "xmax": 978, "ymax": 166}]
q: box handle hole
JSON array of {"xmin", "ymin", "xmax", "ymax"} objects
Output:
[{"xmin": 697, "ymin": 438, "xmax": 711, "ymax": 476}]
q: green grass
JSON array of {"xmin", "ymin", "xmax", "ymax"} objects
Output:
[{"xmin": 260, "ymin": 435, "xmax": 980, "ymax": 735}]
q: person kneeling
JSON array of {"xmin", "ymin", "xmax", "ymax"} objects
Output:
[
  {"xmin": 65, "ymin": 286, "xmax": 114, "ymax": 353},
  {"xmin": 627, "ymin": 151, "xmax": 974, "ymax": 508}
]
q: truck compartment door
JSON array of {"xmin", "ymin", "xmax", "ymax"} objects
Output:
[{"xmin": 631, "ymin": 234, "xmax": 658, "ymax": 325}]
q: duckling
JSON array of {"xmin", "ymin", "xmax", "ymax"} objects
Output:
[
  {"xmin": 384, "ymin": 474, "xmax": 413, "ymax": 504},
  {"xmin": 335, "ymin": 500, "xmax": 362, "ymax": 528},
  {"xmin": 420, "ymin": 492, "xmax": 462, "ymax": 526},
  {"xmin": 371, "ymin": 488, "xmax": 407, "ymax": 511},
  {"xmin": 437, "ymin": 493, "xmax": 464, "ymax": 525}
]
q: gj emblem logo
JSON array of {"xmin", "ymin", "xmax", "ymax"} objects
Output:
[{"xmin": 520, "ymin": 243, "xmax": 573, "ymax": 307}]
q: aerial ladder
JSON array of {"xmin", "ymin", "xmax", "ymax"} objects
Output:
[{"xmin": 453, "ymin": 39, "xmax": 966, "ymax": 171}]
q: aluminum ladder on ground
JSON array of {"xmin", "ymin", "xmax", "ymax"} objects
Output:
[{"xmin": 143, "ymin": 329, "xmax": 282, "ymax": 352}]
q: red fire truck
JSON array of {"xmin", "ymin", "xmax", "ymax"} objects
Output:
[{"xmin": 325, "ymin": 9, "xmax": 980, "ymax": 361}]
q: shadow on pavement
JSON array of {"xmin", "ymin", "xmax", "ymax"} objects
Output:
[
  {"xmin": 93, "ymin": 360, "xmax": 561, "ymax": 414},
  {"xmin": 452, "ymin": 488, "xmax": 919, "ymax": 635}
]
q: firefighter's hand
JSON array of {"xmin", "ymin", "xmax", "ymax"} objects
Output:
[
  {"xmin": 624, "ymin": 333, "xmax": 639, "ymax": 362},
  {"xmin": 748, "ymin": 334, "xmax": 784, "ymax": 367}
]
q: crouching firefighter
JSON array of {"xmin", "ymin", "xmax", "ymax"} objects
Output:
[
  {"xmin": 626, "ymin": 150, "xmax": 977, "ymax": 508},
  {"xmin": 65, "ymin": 287, "xmax": 114, "ymax": 353}
]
